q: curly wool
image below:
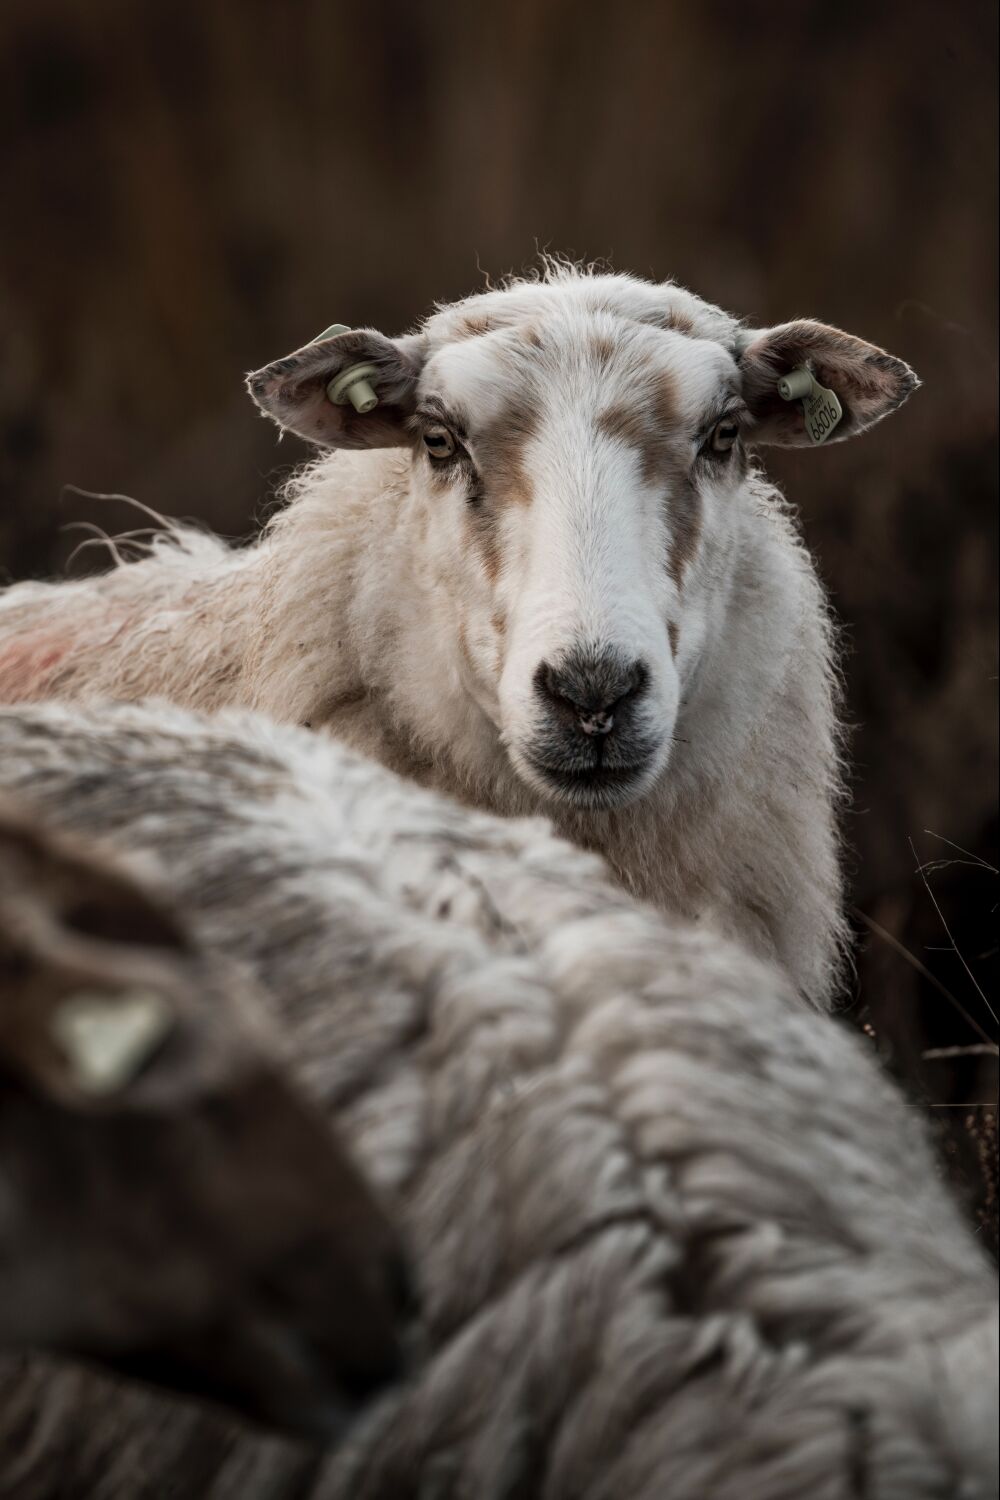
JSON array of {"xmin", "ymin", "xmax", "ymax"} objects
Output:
[{"xmin": 0, "ymin": 701, "xmax": 994, "ymax": 1500}]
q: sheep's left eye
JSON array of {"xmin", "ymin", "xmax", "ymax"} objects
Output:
[
  {"xmin": 423, "ymin": 425, "xmax": 457, "ymax": 460},
  {"xmin": 709, "ymin": 418, "xmax": 740, "ymax": 455}
]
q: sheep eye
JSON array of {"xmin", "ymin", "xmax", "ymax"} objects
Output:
[
  {"xmin": 423, "ymin": 425, "xmax": 457, "ymax": 460},
  {"xmin": 709, "ymin": 418, "xmax": 740, "ymax": 455}
]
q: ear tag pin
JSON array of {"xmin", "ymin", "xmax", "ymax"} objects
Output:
[
  {"xmin": 311, "ymin": 322, "xmax": 380, "ymax": 415},
  {"xmin": 777, "ymin": 365, "xmax": 842, "ymax": 444}
]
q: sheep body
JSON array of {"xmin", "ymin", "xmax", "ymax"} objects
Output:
[
  {"xmin": 0, "ymin": 444, "xmax": 841, "ymax": 1008},
  {"xmin": 0, "ymin": 700, "xmax": 994, "ymax": 1500},
  {"xmin": 0, "ymin": 265, "xmax": 875, "ymax": 1008}
]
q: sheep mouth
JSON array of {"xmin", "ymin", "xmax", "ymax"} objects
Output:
[{"xmin": 524, "ymin": 756, "xmax": 653, "ymax": 809}]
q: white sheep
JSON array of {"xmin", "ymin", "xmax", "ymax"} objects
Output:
[
  {"xmin": 0, "ymin": 804, "xmax": 409, "ymax": 1441},
  {"xmin": 0, "ymin": 700, "xmax": 993, "ymax": 1500},
  {"xmin": 0, "ymin": 264, "xmax": 919, "ymax": 1007}
]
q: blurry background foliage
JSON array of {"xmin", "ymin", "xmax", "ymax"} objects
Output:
[{"xmin": 1, "ymin": 1, "xmax": 996, "ymax": 1241}]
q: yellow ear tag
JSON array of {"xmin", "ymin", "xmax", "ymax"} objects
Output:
[
  {"xmin": 777, "ymin": 366, "xmax": 843, "ymax": 444},
  {"xmin": 311, "ymin": 322, "xmax": 380, "ymax": 415}
]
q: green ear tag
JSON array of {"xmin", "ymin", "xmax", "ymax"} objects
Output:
[
  {"xmin": 326, "ymin": 363, "xmax": 379, "ymax": 414},
  {"xmin": 311, "ymin": 322, "xmax": 350, "ymax": 343},
  {"xmin": 310, "ymin": 323, "xmax": 380, "ymax": 414},
  {"xmin": 777, "ymin": 366, "xmax": 843, "ymax": 444},
  {"xmin": 52, "ymin": 987, "xmax": 174, "ymax": 1095}
]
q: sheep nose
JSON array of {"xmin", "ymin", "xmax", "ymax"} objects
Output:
[{"xmin": 535, "ymin": 652, "xmax": 649, "ymax": 736}]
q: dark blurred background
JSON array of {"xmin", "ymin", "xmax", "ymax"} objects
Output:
[{"xmin": 1, "ymin": 1, "xmax": 996, "ymax": 1240}]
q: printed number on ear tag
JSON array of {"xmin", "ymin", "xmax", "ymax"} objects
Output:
[
  {"xmin": 777, "ymin": 366, "xmax": 843, "ymax": 445},
  {"xmin": 801, "ymin": 382, "xmax": 842, "ymax": 444}
]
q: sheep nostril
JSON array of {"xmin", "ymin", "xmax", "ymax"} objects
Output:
[
  {"xmin": 578, "ymin": 708, "xmax": 614, "ymax": 738},
  {"xmin": 534, "ymin": 653, "xmax": 650, "ymax": 736}
]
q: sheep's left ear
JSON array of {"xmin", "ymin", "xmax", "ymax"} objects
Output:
[
  {"xmin": 737, "ymin": 319, "xmax": 919, "ymax": 446},
  {"xmin": 247, "ymin": 327, "xmax": 427, "ymax": 449}
]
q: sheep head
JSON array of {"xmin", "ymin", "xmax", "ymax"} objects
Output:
[
  {"xmin": 0, "ymin": 808, "xmax": 412, "ymax": 1440},
  {"xmin": 248, "ymin": 268, "xmax": 917, "ymax": 812}
]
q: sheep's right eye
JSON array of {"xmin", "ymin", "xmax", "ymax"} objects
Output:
[{"xmin": 423, "ymin": 426, "xmax": 457, "ymax": 461}]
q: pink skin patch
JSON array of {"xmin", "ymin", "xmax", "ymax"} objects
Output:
[{"xmin": 0, "ymin": 636, "xmax": 75, "ymax": 699}]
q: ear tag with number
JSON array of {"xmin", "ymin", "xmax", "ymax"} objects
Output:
[
  {"xmin": 311, "ymin": 322, "xmax": 380, "ymax": 415},
  {"xmin": 777, "ymin": 366, "xmax": 843, "ymax": 444}
]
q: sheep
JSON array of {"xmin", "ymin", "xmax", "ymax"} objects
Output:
[
  {"xmin": 0, "ymin": 264, "xmax": 920, "ymax": 1009},
  {"xmin": 0, "ymin": 803, "xmax": 411, "ymax": 1443},
  {"xmin": 0, "ymin": 700, "xmax": 993, "ymax": 1500}
]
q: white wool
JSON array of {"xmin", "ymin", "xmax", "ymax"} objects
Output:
[{"xmin": 0, "ymin": 700, "xmax": 993, "ymax": 1500}]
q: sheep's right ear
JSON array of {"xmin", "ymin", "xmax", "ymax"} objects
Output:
[
  {"xmin": 736, "ymin": 320, "xmax": 918, "ymax": 445},
  {"xmin": 247, "ymin": 328, "xmax": 427, "ymax": 449}
]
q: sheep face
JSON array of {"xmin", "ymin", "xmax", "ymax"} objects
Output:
[
  {"xmin": 249, "ymin": 268, "xmax": 917, "ymax": 812},
  {"xmin": 0, "ymin": 811, "xmax": 411, "ymax": 1439},
  {"xmin": 407, "ymin": 310, "xmax": 745, "ymax": 809}
]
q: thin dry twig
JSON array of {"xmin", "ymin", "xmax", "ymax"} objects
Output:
[
  {"xmin": 909, "ymin": 835, "xmax": 998, "ymax": 1025},
  {"xmin": 921, "ymin": 830, "xmax": 998, "ymax": 874},
  {"xmin": 853, "ymin": 907, "xmax": 995, "ymax": 1048},
  {"xmin": 922, "ymin": 1043, "xmax": 999, "ymax": 1060}
]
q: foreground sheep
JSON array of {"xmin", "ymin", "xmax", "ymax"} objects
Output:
[
  {"xmin": 0, "ymin": 701, "xmax": 993, "ymax": 1500},
  {"xmin": 0, "ymin": 805, "xmax": 409, "ymax": 1440},
  {"xmin": 0, "ymin": 265, "xmax": 920, "ymax": 1007}
]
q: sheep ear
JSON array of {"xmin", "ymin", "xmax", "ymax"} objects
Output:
[
  {"xmin": 247, "ymin": 328, "xmax": 427, "ymax": 449},
  {"xmin": 737, "ymin": 319, "xmax": 918, "ymax": 446},
  {"xmin": 0, "ymin": 815, "xmax": 183, "ymax": 1103},
  {"xmin": 0, "ymin": 955, "xmax": 179, "ymax": 1106}
]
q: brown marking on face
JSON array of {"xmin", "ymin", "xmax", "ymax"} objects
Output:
[
  {"xmin": 521, "ymin": 324, "xmax": 545, "ymax": 351},
  {"xmin": 597, "ymin": 370, "xmax": 702, "ymax": 589},
  {"xmin": 457, "ymin": 622, "xmax": 474, "ymax": 671},
  {"xmin": 477, "ymin": 396, "xmax": 539, "ymax": 510},
  {"xmin": 454, "ymin": 313, "xmax": 495, "ymax": 340},
  {"xmin": 627, "ymin": 368, "xmax": 682, "ymax": 491},
  {"xmin": 597, "ymin": 368, "xmax": 678, "ymax": 489},
  {"xmin": 589, "ymin": 334, "xmax": 616, "ymax": 367},
  {"xmin": 465, "ymin": 503, "xmax": 502, "ymax": 583},
  {"xmin": 663, "ymin": 308, "xmax": 695, "ymax": 335},
  {"xmin": 665, "ymin": 471, "xmax": 703, "ymax": 589},
  {"xmin": 458, "ymin": 393, "xmax": 540, "ymax": 584},
  {"xmin": 648, "ymin": 369, "xmax": 679, "ymax": 443},
  {"xmin": 596, "ymin": 401, "xmax": 652, "ymax": 456},
  {"xmin": 668, "ymin": 621, "xmax": 680, "ymax": 657},
  {"xmin": 491, "ymin": 612, "xmax": 507, "ymax": 677}
]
